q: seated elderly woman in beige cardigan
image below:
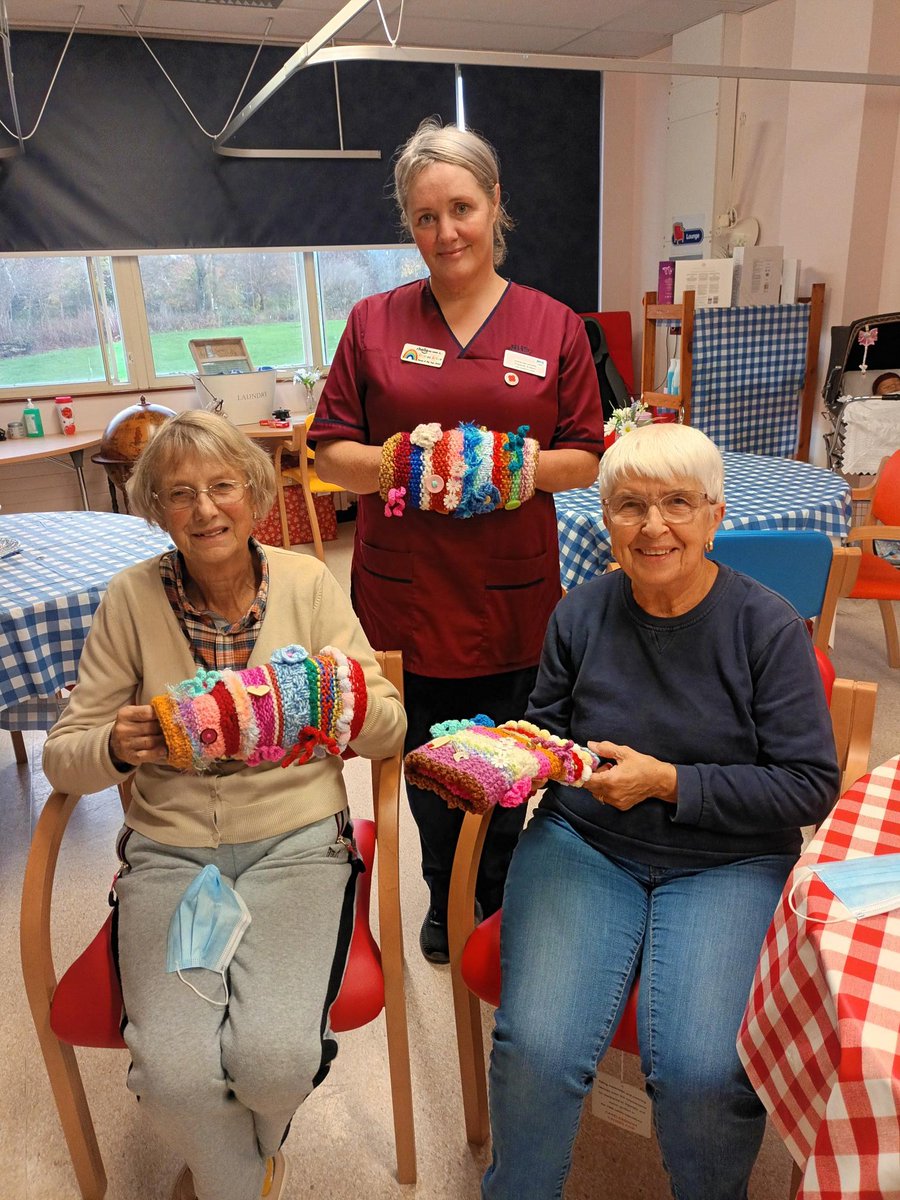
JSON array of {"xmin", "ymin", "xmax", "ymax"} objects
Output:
[{"xmin": 43, "ymin": 411, "xmax": 406, "ymax": 1200}]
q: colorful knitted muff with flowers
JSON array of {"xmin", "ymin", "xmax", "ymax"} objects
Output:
[
  {"xmin": 151, "ymin": 644, "xmax": 368, "ymax": 772},
  {"xmin": 403, "ymin": 716, "xmax": 599, "ymax": 814},
  {"xmin": 378, "ymin": 421, "xmax": 540, "ymax": 518}
]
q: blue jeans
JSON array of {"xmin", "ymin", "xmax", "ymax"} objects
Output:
[{"xmin": 482, "ymin": 810, "xmax": 793, "ymax": 1200}]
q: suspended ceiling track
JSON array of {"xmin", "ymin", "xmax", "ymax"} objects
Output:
[
  {"xmin": 213, "ymin": 14, "xmax": 900, "ymax": 154},
  {"xmin": 4, "ymin": 0, "xmax": 900, "ymax": 160}
]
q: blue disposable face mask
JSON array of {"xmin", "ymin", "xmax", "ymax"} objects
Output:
[
  {"xmin": 788, "ymin": 851, "xmax": 900, "ymax": 923},
  {"xmin": 166, "ymin": 864, "xmax": 251, "ymax": 1005}
]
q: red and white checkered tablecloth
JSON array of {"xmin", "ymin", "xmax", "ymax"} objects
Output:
[{"xmin": 737, "ymin": 755, "xmax": 900, "ymax": 1200}]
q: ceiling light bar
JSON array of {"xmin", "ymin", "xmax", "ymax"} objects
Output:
[
  {"xmin": 311, "ymin": 42, "xmax": 900, "ymax": 89},
  {"xmin": 213, "ymin": 7, "xmax": 900, "ymax": 159}
]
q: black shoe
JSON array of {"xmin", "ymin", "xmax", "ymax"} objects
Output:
[{"xmin": 419, "ymin": 907, "xmax": 449, "ymax": 964}]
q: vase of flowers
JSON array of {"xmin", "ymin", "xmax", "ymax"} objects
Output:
[
  {"xmin": 603, "ymin": 401, "xmax": 653, "ymax": 447},
  {"xmin": 293, "ymin": 365, "xmax": 322, "ymax": 414}
]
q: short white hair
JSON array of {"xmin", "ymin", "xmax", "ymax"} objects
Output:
[{"xmin": 599, "ymin": 423, "xmax": 724, "ymax": 503}]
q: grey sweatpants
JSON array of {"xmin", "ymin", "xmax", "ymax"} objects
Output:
[{"xmin": 114, "ymin": 811, "xmax": 355, "ymax": 1200}]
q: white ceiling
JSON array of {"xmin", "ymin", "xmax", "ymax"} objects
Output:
[{"xmin": 6, "ymin": 0, "xmax": 775, "ymax": 53}]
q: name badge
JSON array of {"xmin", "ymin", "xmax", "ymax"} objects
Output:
[
  {"xmin": 401, "ymin": 343, "xmax": 446, "ymax": 369},
  {"xmin": 503, "ymin": 349, "xmax": 547, "ymax": 378}
]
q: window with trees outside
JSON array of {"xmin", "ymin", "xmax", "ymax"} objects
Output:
[{"xmin": 0, "ymin": 246, "xmax": 428, "ymax": 398}]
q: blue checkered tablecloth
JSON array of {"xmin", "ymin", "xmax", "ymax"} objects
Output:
[
  {"xmin": 691, "ymin": 304, "xmax": 810, "ymax": 456},
  {"xmin": 0, "ymin": 512, "xmax": 173, "ymax": 726},
  {"xmin": 556, "ymin": 450, "xmax": 852, "ymax": 591}
]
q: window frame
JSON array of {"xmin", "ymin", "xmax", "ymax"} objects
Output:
[{"xmin": 0, "ymin": 242, "xmax": 421, "ymax": 401}]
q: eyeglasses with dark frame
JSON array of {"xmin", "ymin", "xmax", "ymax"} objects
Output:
[
  {"xmin": 602, "ymin": 490, "xmax": 711, "ymax": 527},
  {"xmin": 153, "ymin": 480, "xmax": 252, "ymax": 512}
]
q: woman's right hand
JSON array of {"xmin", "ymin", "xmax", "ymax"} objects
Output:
[
  {"xmin": 585, "ymin": 741, "xmax": 678, "ymax": 810},
  {"xmin": 109, "ymin": 704, "xmax": 168, "ymax": 767}
]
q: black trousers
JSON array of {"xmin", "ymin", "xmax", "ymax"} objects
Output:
[{"xmin": 403, "ymin": 666, "xmax": 538, "ymax": 919}]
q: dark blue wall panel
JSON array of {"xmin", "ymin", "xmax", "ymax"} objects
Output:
[{"xmin": 0, "ymin": 33, "xmax": 601, "ymax": 309}]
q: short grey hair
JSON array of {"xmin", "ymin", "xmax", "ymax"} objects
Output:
[
  {"xmin": 599, "ymin": 423, "xmax": 725, "ymax": 503},
  {"xmin": 128, "ymin": 410, "xmax": 277, "ymax": 526},
  {"xmin": 393, "ymin": 117, "xmax": 514, "ymax": 267}
]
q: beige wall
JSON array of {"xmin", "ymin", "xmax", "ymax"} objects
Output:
[{"xmin": 601, "ymin": 0, "xmax": 900, "ymax": 463}]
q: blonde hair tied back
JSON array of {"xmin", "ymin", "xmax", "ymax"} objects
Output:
[{"xmin": 393, "ymin": 117, "xmax": 514, "ymax": 268}]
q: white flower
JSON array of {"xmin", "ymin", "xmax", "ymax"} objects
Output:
[
  {"xmin": 410, "ymin": 421, "xmax": 443, "ymax": 449},
  {"xmin": 606, "ymin": 401, "xmax": 653, "ymax": 437},
  {"xmin": 293, "ymin": 365, "xmax": 322, "ymax": 391}
]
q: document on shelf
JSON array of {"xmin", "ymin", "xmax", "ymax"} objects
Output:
[
  {"xmin": 674, "ymin": 258, "xmax": 734, "ymax": 308},
  {"xmin": 731, "ymin": 245, "xmax": 784, "ymax": 306}
]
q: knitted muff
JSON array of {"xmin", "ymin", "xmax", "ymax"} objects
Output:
[
  {"xmin": 151, "ymin": 644, "xmax": 368, "ymax": 772},
  {"xmin": 403, "ymin": 716, "xmax": 599, "ymax": 814},
  {"xmin": 378, "ymin": 421, "xmax": 540, "ymax": 518}
]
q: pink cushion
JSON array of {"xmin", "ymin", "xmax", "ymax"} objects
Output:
[{"xmin": 50, "ymin": 817, "xmax": 383, "ymax": 1047}]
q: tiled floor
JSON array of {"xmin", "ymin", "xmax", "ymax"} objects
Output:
[{"xmin": 3, "ymin": 520, "xmax": 897, "ymax": 1198}]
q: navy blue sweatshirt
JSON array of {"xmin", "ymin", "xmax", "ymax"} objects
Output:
[{"xmin": 530, "ymin": 564, "xmax": 840, "ymax": 868}]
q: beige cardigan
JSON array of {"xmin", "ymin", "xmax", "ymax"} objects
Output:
[{"xmin": 43, "ymin": 546, "xmax": 406, "ymax": 847}]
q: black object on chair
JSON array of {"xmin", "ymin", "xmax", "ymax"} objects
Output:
[{"xmin": 582, "ymin": 315, "xmax": 631, "ymax": 422}]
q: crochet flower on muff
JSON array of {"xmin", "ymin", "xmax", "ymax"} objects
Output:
[
  {"xmin": 403, "ymin": 717, "xmax": 600, "ymax": 814},
  {"xmin": 379, "ymin": 421, "xmax": 540, "ymax": 518},
  {"xmin": 151, "ymin": 644, "xmax": 368, "ymax": 772}
]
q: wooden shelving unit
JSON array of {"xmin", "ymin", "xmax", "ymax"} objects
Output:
[
  {"xmin": 640, "ymin": 283, "xmax": 825, "ymax": 461},
  {"xmin": 641, "ymin": 289, "xmax": 695, "ymax": 422}
]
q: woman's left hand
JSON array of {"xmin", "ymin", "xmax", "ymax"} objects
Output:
[{"xmin": 585, "ymin": 741, "xmax": 678, "ymax": 810}]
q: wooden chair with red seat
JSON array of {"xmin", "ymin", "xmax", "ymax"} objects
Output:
[
  {"xmin": 274, "ymin": 415, "xmax": 346, "ymax": 561},
  {"xmin": 836, "ymin": 449, "xmax": 900, "ymax": 667},
  {"xmin": 20, "ymin": 650, "xmax": 415, "ymax": 1199},
  {"xmin": 447, "ymin": 653, "xmax": 877, "ymax": 1187}
]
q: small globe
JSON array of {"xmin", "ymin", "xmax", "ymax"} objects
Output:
[{"xmin": 97, "ymin": 396, "xmax": 176, "ymax": 464}]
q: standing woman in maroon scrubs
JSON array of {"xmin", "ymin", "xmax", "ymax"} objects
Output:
[{"xmin": 311, "ymin": 118, "xmax": 603, "ymax": 962}]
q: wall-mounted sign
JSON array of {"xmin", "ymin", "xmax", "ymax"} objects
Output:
[{"xmin": 672, "ymin": 221, "xmax": 704, "ymax": 247}]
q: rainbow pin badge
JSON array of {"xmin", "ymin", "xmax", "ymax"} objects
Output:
[{"xmin": 400, "ymin": 343, "xmax": 446, "ymax": 368}]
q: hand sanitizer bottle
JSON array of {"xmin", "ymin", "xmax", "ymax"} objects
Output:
[
  {"xmin": 665, "ymin": 358, "xmax": 681, "ymax": 398},
  {"xmin": 23, "ymin": 400, "xmax": 44, "ymax": 437}
]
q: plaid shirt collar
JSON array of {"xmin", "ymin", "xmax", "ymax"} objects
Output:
[{"xmin": 160, "ymin": 538, "xmax": 269, "ymax": 671}]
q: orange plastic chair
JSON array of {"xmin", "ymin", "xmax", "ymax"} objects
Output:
[
  {"xmin": 839, "ymin": 450, "xmax": 900, "ymax": 667},
  {"xmin": 20, "ymin": 650, "xmax": 415, "ymax": 1198},
  {"xmin": 274, "ymin": 415, "xmax": 346, "ymax": 561},
  {"xmin": 447, "ymin": 655, "xmax": 877, "ymax": 1194}
]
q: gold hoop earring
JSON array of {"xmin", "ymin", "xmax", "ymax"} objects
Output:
[{"xmin": 705, "ymin": 539, "xmax": 714, "ymax": 552}]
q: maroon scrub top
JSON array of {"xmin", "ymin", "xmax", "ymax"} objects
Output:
[{"xmin": 311, "ymin": 279, "xmax": 603, "ymax": 677}]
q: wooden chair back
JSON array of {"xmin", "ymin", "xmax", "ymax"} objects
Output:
[{"xmin": 273, "ymin": 415, "xmax": 347, "ymax": 559}]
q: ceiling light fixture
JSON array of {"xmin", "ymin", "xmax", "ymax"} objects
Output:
[{"xmin": 167, "ymin": 0, "xmax": 285, "ymax": 8}]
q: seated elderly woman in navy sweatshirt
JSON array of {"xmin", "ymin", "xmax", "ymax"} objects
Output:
[{"xmin": 482, "ymin": 422, "xmax": 839, "ymax": 1200}]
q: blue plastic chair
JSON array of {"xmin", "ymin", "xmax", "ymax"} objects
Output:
[{"xmin": 708, "ymin": 529, "xmax": 860, "ymax": 651}]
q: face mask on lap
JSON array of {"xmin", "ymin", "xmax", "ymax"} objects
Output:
[{"xmin": 166, "ymin": 864, "xmax": 251, "ymax": 1005}]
